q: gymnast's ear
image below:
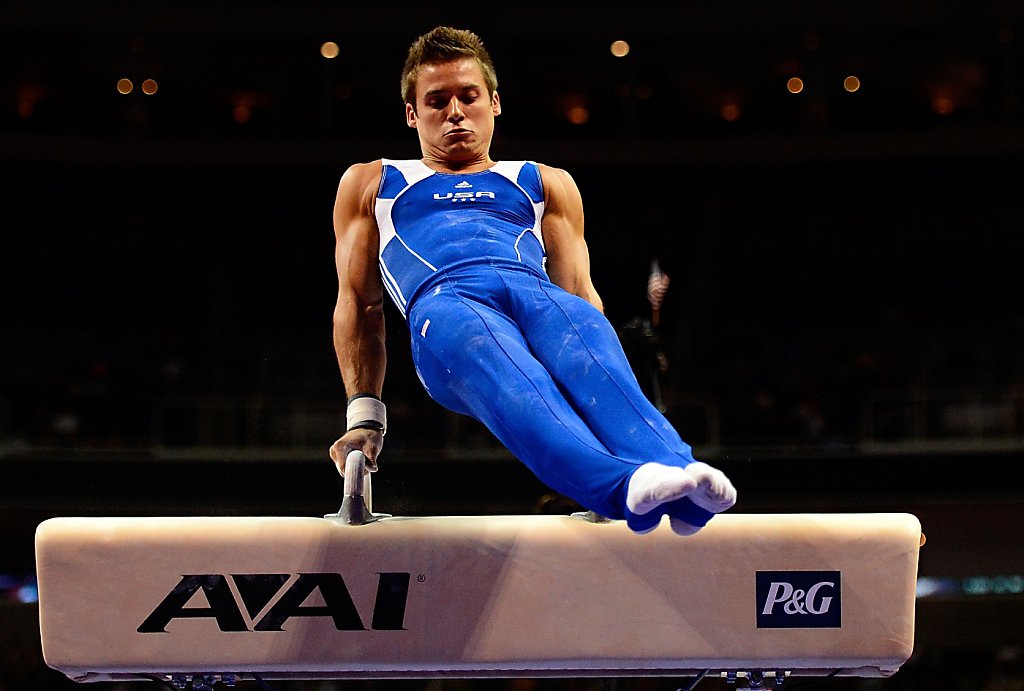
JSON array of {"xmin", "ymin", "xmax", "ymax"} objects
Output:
[
  {"xmin": 491, "ymin": 91, "xmax": 501, "ymax": 117},
  {"xmin": 406, "ymin": 102, "xmax": 418, "ymax": 129}
]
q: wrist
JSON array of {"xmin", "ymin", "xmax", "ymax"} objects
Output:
[{"xmin": 347, "ymin": 393, "xmax": 386, "ymax": 435}]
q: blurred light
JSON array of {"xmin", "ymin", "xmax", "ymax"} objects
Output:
[
  {"xmin": 802, "ymin": 33, "xmax": 820, "ymax": 51},
  {"xmin": 916, "ymin": 575, "xmax": 1024, "ymax": 599},
  {"xmin": 17, "ymin": 583, "xmax": 39, "ymax": 604},
  {"xmin": 787, "ymin": 77, "xmax": 804, "ymax": 94},
  {"xmin": 610, "ymin": 40, "xmax": 630, "ymax": 58},
  {"xmin": 129, "ymin": 37, "xmax": 147, "ymax": 53},
  {"xmin": 932, "ymin": 94, "xmax": 955, "ymax": 115},
  {"xmin": 964, "ymin": 575, "xmax": 1024, "ymax": 595},
  {"xmin": 17, "ymin": 100, "xmax": 33, "ymax": 118},
  {"xmin": 232, "ymin": 91, "xmax": 267, "ymax": 123},
  {"xmin": 916, "ymin": 577, "xmax": 955, "ymax": 598},
  {"xmin": 0, "ymin": 574, "xmax": 39, "ymax": 603},
  {"xmin": 321, "ymin": 41, "xmax": 340, "ymax": 59},
  {"xmin": 561, "ymin": 93, "xmax": 589, "ymax": 124},
  {"xmin": 335, "ymin": 82, "xmax": 353, "ymax": 99},
  {"xmin": 141, "ymin": 79, "xmax": 158, "ymax": 95},
  {"xmin": 843, "ymin": 75, "xmax": 861, "ymax": 93},
  {"xmin": 566, "ymin": 105, "xmax": 589, "ymax": 124},
  {"xmin": 720, "ymin": 102, "xmax": 741, "ymax": 122},
  {"xmin": 613, "ymin": 82, "xmax": 630, "ymax": 98},
  {"xmin": 635, "ymin": 83, "xmax": 653, "ymax": 100},
  {"xmin": 117, "ymin": 78, "xmax": 134, "ymax": 95}
]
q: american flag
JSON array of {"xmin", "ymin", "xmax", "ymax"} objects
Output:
[{"xmin": 647, "ymin": 259, "xmax": 670, "ymax": 311}]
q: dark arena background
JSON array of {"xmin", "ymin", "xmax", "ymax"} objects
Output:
[{"xmin": 2, "ymin": 1, "xmax": 1023, "ymax": 689}]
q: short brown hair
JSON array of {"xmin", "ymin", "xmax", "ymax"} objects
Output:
[{"xmin": 401, "ymin": 26, "xmax": 498, "ymax": 105}]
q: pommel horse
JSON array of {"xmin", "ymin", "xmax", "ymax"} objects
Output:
[{"xmin": 35, "ymin": 452, "xmax": 924, "ymax": 690}]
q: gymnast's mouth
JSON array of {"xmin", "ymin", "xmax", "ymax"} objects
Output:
[{"xmin": 445, "ymin": 128, "xmax": 471, "ymax": 137}]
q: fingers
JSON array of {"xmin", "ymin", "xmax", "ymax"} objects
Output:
[
  {"xmin": 328, "ymin": 429, "xmax": 383, "ymax": 476},
  {"xmin": 328, "ymin": 439, "xmax": 349, "ymax": 475}
]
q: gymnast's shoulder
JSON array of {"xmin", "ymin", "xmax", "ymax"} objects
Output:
[
  {"xmin": 334, "ymin": 160, "xmax": 383, "ymax": 213},
  {"xmin": 535, "ymin": 162, "xmax": 582, "ymax": 199},
  {"xmin": 337, "ymin": 160, "xmax": 384, "ymax": 192}
]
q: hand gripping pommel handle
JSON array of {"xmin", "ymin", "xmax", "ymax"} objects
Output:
[{"xmin": 324, "ymin": 450, "xmax": 383, "ymax": 525}]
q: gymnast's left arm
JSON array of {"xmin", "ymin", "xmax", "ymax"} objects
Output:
[{"xmin": 538, "ymin": 164, "xmax": 605, "ymax": 313}]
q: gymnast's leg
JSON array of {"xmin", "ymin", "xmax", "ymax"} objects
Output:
[
  {"xmin": 505, "ymin": 272, "xmax": 736, "ymax": 532},
  {"xmin": 407, "ymin": 272, "xmax": 734, "ymax": 534},
  {"xmin": 409, "ymin": 288, "xmax": 638, "ymax": 523}
]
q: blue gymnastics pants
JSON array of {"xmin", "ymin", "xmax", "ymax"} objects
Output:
[{"xmin": 406, "ymin": 264, "xmax": 714, "ymax": 531}]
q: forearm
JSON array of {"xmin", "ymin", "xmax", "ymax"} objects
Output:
[{"xmin": 333, "ymin": 300, "xmax": 387, "ymax": 398}]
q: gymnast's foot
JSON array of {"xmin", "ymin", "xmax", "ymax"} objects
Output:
[
  {"xmin": 668, "ymin": 464, "xmax": 737, "ymax": 536},
  {"xmin": 626, "ymin": 462, "xmax": 697, "ymax": 516},
  {"xmin": 683, "ymin": 461, "xmax": 738, "ymax": 514},
  {"xmin": 626, "ymin": 461, "xmax": 737, "ymax": 518}
]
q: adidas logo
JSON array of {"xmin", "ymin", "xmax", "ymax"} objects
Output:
[{"xmin": 454, "ymin": 181, "xmax": 473, "ymax": 189}]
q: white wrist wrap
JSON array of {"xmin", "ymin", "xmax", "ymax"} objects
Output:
[{"xmin": 346, "ymin": 396, "xmax": 387, "ymax": 434}]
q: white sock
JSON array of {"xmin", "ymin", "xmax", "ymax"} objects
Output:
[
  {"xmin": 626, "ymin": 463, "xmax": 697, "ymax": 516},
  {"xmin": 682, "ymin": 462, "xmax": 737, "ymax": 514}
]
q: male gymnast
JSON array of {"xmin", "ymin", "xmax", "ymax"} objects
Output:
[{"xmin": 329, "ymin": 26, "xmax": 736, "ymax": 535}]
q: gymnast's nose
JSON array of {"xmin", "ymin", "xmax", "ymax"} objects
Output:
[{"xmin": 447, "ymin": 97, "xmax": 465, "ymax": 123}]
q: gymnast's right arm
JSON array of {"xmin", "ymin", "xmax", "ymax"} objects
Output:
[{"xmin": 329, "ymin": 161, "xmax": 387, "ymax": 475}]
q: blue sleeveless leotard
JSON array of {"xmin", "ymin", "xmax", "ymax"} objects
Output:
[{"xmin": 375, "ymin": 158, "xmax": 710, "ymax": 529}]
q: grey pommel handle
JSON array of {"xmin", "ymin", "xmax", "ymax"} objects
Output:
[{"xmin": 325, "ymin": 450, "xmax": 380, "ymax": 525}]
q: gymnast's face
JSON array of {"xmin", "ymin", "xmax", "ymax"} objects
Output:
[{"xmin": 406, "ymin": 57, "xmax": 501, "ymax": 168}]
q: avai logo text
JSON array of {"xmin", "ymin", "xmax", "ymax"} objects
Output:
[{"xmin": 138, "ymin": 572, "xmax": 412, "ymax": 633}]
